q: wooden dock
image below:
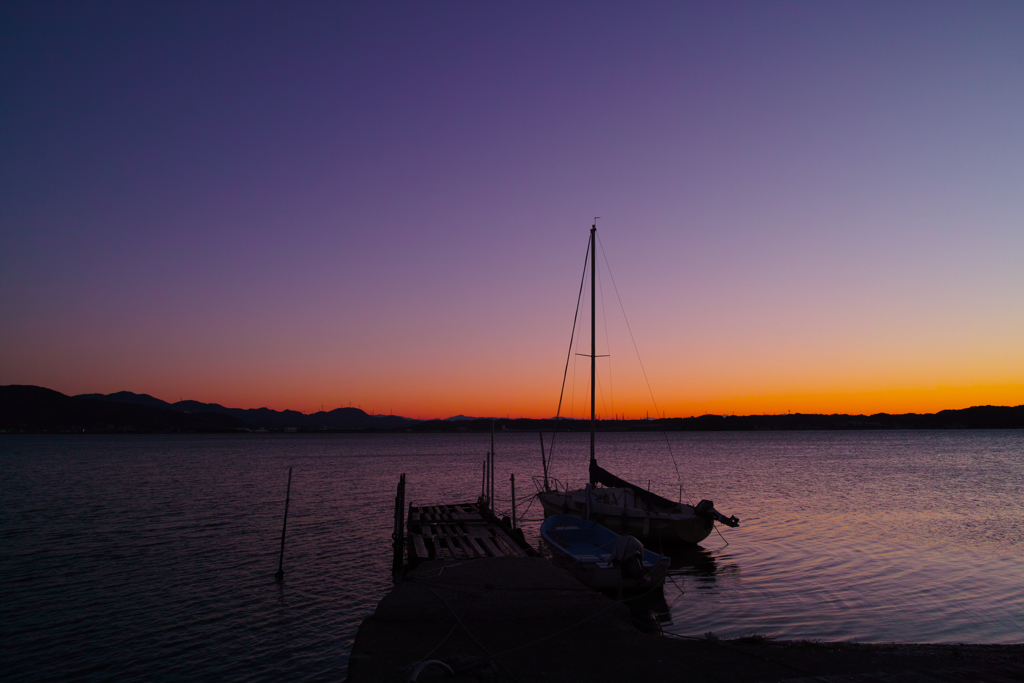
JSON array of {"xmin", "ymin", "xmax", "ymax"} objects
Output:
[
  {"xmin": 407, "ymin": 502, "xmax": 530, "ymax": 564},
  {"xmin": 353, "ymin": 476, "xmax": 1024, "ymax": 682}
]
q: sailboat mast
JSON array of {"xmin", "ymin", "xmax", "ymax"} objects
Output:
[{"xmin": 590, "ymin": 223, "xmax": 596, "ymax": 473}]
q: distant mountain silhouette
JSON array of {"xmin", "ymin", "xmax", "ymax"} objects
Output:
[
  {"xmin": 76, "ymin": 391, "xmax": 173, "ymax": 410},
  {"xmin": 5, "ymin": 385, "xmax": 1023, "ymax": 433},
  {"xmin": 75, "ymin": 391, "xmax": 417, "ymax": 430},
  {"xmin": 2, "ymin": 386, "xmax": 244, "ymax": 432},
  {"xmin": 407, "ymin": 407, "xmax": 1024, "ymax": 432}
]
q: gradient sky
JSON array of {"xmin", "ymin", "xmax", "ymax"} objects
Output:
[{"xmin": 2, "ymin": 1, "xmax": 1023, "ymax": 418}]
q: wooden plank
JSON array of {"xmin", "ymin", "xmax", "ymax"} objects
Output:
[
  {"xmin": 435, "ymin": 528, "xmax": 459, "ymax": 560},
  {"xmin": 447, "ymin": 526, "xmax": 477, "ymax": 558},
  {"xmin": 459, "ymin": 530, "xmax": 483, "ymax": 558},
  {"xmin": 409, "ymin": 532, "xmax": 428, "ymax": 561},
  {"xmin": 421, "ymin": 525, "xmax": 438, "ymax": 560},
  {"xmin": 450, "ymin": 525, "xmax": 479, "ymax": 558},
  {"xmin": 466, "ymin": 527, "xmax": 504, "ymax": 557},
  {"xmin": 465, "ymin": 536, "xmax": 488, "ymax": 556},
  {"xmin": 453, "ymin": 511, "xmax": 485, "ymax": 523},
  {"xmin": 434, "ymin": 524, "xmax": 459, "ymax": 559},
  {"xmin": 404, "ymin": 502, "xmax": 535, "ymax": 559},
  {"xmin": 489, "ymin": 533, "xmax": 515, "ymax": 557},
  {"xmin": 491, "ymin": 527, "xmax": 528, "ymax": 557}
]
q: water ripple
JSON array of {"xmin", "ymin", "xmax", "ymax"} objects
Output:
[{"xmin": 1, "ymin": 430, "xmax": 1023, "ymax": 681}]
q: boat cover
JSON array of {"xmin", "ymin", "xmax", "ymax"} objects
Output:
[
  {"xmin": 589, "ymin": 459, "xmax": 678, "ymax": 511},
  {"xmin": 611, "ymin": 534, "xmax": 644, "ymax": 563}
]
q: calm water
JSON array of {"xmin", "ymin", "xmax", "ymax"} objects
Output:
[{"xmin": 2, "ymin": 431, "xmax": 1023, "ymax": 681}]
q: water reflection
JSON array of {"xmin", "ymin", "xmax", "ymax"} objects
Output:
[
  {"xmin": 623, "ymin": 584, "xmax": 671, "ymax": 633},
  {"xmin": 668, "ymin": 545, "xmax": 719, "ymax": 577},
  {"xmin": 4, "ymin": 429, "xmax": 1024, "ymax": 683},
  {"xmin": 625, "ymin": 544, "xmax": 745, "ymax": 632}
]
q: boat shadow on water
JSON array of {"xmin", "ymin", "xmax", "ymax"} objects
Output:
[
  {"xmin": 666, "ymin": 544, "xmax": 719, "ymax": 576},
  {"xmin": 556, "ymin": 541, "xmax": 735, "ymax": 634},
  {"xmin": 627, "ymin": 544, "xmax": 742, "ymax": 633}
]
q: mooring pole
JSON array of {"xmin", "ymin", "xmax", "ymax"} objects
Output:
[
  {"xmin": 510, "ymin": 473, "xmax": 517, "ymax": 529},
  {"xmin": 490, "ymin": 420, "xmax": 496, "ymax": 512},
  {"xmin": 482, "ymin": 458, "xmax": 487, "ymax": 499},
  {"xmin": 392, "ymin": 473, "xmax": 406, "ymax": 573},
  {"xmin": 275, "ymin": 467, "xmax": 292, "ymax": 583},
  {"xmin": 539, "ymin": 431, "xmax": 549, "ymax": 492}
]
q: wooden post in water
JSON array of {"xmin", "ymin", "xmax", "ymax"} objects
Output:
[
  {"xmin": 490, "ymin": 420, "xmax": 496, "ymax": 512},
  {"xmin": 391, "ymin": 473, "xmax": 406, "ymax": 573},
  {"xmin": 482, "ymin": 458, "xmax": 487, "ymax": 499},
  {"xmin": 485, "ymin": 454, "xmax": 491, "ymax": 508},
  {"xmin": 275, "ymin": 467, "xmax": 292, "ymax": 583},
  {"xmin": 539, "ymin": 432, "xmax": 549, "ymax": 492},
  {"xmin": 510, "ymin": 473, "xmax": 516, "ymax": 529}
]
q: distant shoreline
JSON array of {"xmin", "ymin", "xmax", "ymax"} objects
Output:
[{"xmin": 3, "ymin": 385, "xmax": 1023, "ymax": 434}]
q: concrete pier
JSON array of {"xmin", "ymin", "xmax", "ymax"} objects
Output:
[{"xmin": 347, "ymin": 556, "xmax": 1023, "ymax": 682}]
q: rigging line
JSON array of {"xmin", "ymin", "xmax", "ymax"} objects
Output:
[
  {"xmin": 569, "ymin": 302, "xmax": 582, "ymax": 420},
  {"xmin": 547, "ymin": 234, "xmax": 591, "ymax": 478},
  {"xmin": 597, "ymin": 250, "xmax": 613, "ymax": 419},
  {"xmin": 594, "ymin": 232, "xmax": 662, "ymax": 429},
  {"xmin": 596, "ymin": 248, "xmax": 620, "ymax": 458},
  {"xmin": 596, "ymin": 233, "xmax": 690, "ymax": 503},
  {"xmin": 570, "ymin": 261, "xmax": 592, "ymax": 422}
]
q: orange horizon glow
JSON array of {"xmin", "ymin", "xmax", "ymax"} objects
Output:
[
  {"xmin": 34, "ymin": 379, "xmax": 1024, "ymax": 421},
  {"xmin": 4, "ymin": 5, "xmax": 1024, "ymax": 433}
]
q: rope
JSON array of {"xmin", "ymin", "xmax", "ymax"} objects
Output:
[
  {"xmin": 418, "ymin": 582, "xmax": 522, "ymax": 682},
  {"xmin": 597, "ymin": 250, "xmax": 613, "ymax": 418},
  {"xmin": 596, "ymin": 233, "xmax": 691, "ymax": 505},
  {"xmin": 411, "ymin": 608, "xmax": 464, "ymax": 664}
]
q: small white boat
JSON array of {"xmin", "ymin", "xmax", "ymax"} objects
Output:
[{"xmin": 541, "ymin": 512, "xmax": 670, "ymax": 591}]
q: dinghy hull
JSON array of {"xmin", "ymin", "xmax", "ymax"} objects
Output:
[{"xmin": 541, "ymin": 514, "xmax": 670, "ymax": 591}]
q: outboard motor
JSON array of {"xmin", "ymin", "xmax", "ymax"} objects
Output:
[
  {"xmin": 612, "ymin": 534, "xmax": 647, "ymax": 580},
  {"xmin": 695, "ymin": 499, "xmax": 740, "ymax": 528}
]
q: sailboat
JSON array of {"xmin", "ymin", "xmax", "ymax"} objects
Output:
[{"xmin": 537, "ymin": 223, "xmax": 739, "ymax": 548}]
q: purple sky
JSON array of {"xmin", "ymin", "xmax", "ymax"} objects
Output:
[{"xmin": 2, "ymin": 2, "xmax": 1023, "ymax": 417}]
